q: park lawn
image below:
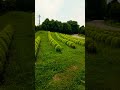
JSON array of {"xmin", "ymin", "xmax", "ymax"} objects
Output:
[
  {"xmin": 0, "ymin": 11, "xmax": 34, "ymax": 89},
  {"xmin": 86, "ymin": 42, "xmax": 120, "ymax": 89},
  {"xmin": 35, "ymin": 31, "xmax": 85, "ymax": 90},
  {"xmin": 86, "ymin": 25, "xmax": 120, "ymax": 89}
]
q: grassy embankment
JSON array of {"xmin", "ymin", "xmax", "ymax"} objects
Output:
[
  {"xmin": 0, "ymin": 11, "xmax": 34, "ymax": 89},
  {"xmin": 35, "ymin": 31, "xmax": 85, "ymax": 90}
]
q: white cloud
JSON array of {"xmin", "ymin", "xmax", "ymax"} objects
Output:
[
  {"xmin": 71, "ymin": 7, "xmax": 85, "ymax": 26},
  {"xmin": 35, "ymin": 0, "xmax": 85, "ymax": 26},
  {"xmin": 35, "ymin": 0, "xmax": 64, "ymax": 25}
]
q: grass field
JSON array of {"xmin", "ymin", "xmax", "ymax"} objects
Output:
[
  {"xmin": 35, "ymin": 31, "xmax": 85, "ymax": 90},
  {"xmin": 86, "ymin": 24, "xmax": 120, "ymax": 89},
  {"xmin": 0, "ymin": 11, "xmax": 34, "ymax": 89}
]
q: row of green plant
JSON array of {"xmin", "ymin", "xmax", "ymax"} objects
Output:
[
  {"xmin": 48, "ymin": 31, "xmax": 62, "ymax": 52},
  {"xmin": 86, "ymin": 26, "xmax": 120, "ymax": 48},
  {"xmin": 86, "ymin": 37, "xmax": 97, "ymax": 53},
  {"xmin": 0, "ymin": 25, "xmax": 14, "ymax": 80},
  {"xmin": 86, "ymin": 25, "xmax": 120, "ymax": 37},
  {"xmin": 55, "ymin": 33, "xmax": 76, "ymax": 49},
  {"xmin": 60, "ymin": 33, "xmax": 85, "ymax": 46},
  {"xmin": 35, "ymin": 36, "xmax": 41, "ymax": 58}
]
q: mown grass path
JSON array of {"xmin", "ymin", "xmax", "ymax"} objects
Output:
[{"xmin": 35, "ymin": 31, "xmax": 85, "ymax": 90}]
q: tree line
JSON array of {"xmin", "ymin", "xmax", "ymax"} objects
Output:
[
  {"xmin": 86, "ymin": 0, "xmax": 120, "ymax": 22},
  {"xmin": 35, "ymin": 18, "xmax": 85, "ymax": 35}
]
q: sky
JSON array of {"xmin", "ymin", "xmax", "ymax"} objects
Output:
[{"xmin": 35, "ymin": 0, "xmax": 85, "ymax": 26}]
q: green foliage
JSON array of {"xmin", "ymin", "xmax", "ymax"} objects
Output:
[
  {"xmin": 105, "ymin": 36, "xmax": 114, "ymax": 45},
  {"xmin": 35, "ymin": 36, "xmax": 41, "ymax": 57},
  {"xmin": 0, "ymin": 48, "xmax": 6, "ymax": 74},
  {"xmin": 0, "ymin": 12, "xmax": 35, "ymax": 89},
  {"xmin": 60, "ymin": 34, "xmax": 85, "ymax": 46},
  {"xmin": 106, "ymin": 0, "xmax": 120, "ymax": 21},
  {"xmin": 62, "ymin": 23, "xmax": 72, "ymax": 34},
  {"xmin": 48, "ymin": 31, "xmax": 62, "ymax": 52},
  {"xmin": 0, "ymin": 38, "xmax": 8, "ymax": 53},
  {"xmin": 111, "ymin": 37, "xmax": 120, "ymax": 48},
  {"xmin": 79, "ymin": 26, "xmax": 85, "ymax": 35},
  {"xmin": 95, "ymin": 33, "xmax": 102, "ymax": 41},
  {"xmin": 35, "ymin": 31, "xmax": 85, "ymax": 90},
  {"xmin": 0, "ymin": 33, "xmax": 10, "ymax": 47},
  {"xmin": 86, "ymin": 0, "xmax": 106, "ymax": 20},
  {"xmin": 55, "ymin": 33, "xmax": 76, "ymax": 49},
  {"xmin": 86, "ymin": 37, "xmax": 97, "ymax": 53},
  {"xmin": 0, "ymin": 25, "xmax": 14, "ymax": 80},
  {"xmin": 86, "ymin": 25, "xmax": 120, "ymax": 48},
  {"xmin": 67, "ymin": 20, "xmax": 79, "ymax": 34},
  {"xmin": 100, "ymin": 34, "xmax": 109, "ymax": 42},
  {"xmin": 55, "ymin": 45, "xmax": 62, "ymax": 52},
  {"xmin": 36, "ymin": 18, "xmax": 81, "ymax": 34}
]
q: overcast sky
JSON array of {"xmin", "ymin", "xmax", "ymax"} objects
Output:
[{"xmin": 35, "ymin": 0, "xmax": 85, "ymax": 26}]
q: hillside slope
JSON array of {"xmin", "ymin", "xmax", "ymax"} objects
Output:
[{"xmin": 0, "ymin": 12, "xmax": 35, "ymax": 89}]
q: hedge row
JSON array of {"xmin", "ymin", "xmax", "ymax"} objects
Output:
[
  {"xmin": 86, "ymin": 37, "xmax": 97, "ymax": 53},
  {"xmin": 0, "ymin": 25, "xmax": 14, "ymax": 80},
  {"xmin": 55, "ymin": 33, "xmax": 76, "ymax": 49},
  {"xmin": 48, "ymin": 31, "xmax": 62, "ymax": 52},
  {"xmin": 86, "ymin": 26, "xmax": 120, "ymax": 37},
  {"xmin": 35, "ymin": 36, "xmax": 41, "ymax": 58},
  {"xmin": 86, "ymin": 27, "xmax": 120, "ymax": 48},
  {"xmin": 60, "ymin": 34, "xmax": 85, "ymax": 46}
]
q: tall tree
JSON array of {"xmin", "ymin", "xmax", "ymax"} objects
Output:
[
  {"xmin": 67, "ymin": 20, "xmax": 79, "ymax": 34},
  {"xmin": 62, "ymin": 23, "xmax": 72, "ymax": 34},
  {"xmin": 86, "ymin": 0, "xmax": 107, "ymax": 20},
  {"xmin": 106, "ymin": 0, "xmax": 120, "ymax": 21}
]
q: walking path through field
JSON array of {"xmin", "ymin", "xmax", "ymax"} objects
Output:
[
  {"xmin": 86, "ymin": 20, "xmax": 120, "ymax": 31},
  {"xmin": 72, "ymin": 34, "xmax": 85, "ymax": 39}
]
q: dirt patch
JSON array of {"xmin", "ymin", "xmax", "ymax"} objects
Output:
[
  {"xmin": 52, "ymin": 72, "xmax": 73, "ymax": 82},
  {"xmin": 53, "ymin": 74, "xmax": 61, "ymax": 82},
  {"xmin": 67, "ymin": 65, "xmax": 78, "ymax": 72},
  {"xmin": 51, "ymin": 65, "xmax": 79, "ymax": 83},
  {"xmin": 72, "ymin": 34, "xmax": 85, "ymax": 39}
]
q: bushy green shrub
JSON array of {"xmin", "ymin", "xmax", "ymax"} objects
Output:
[
  {"xmin": 60, "ymin": 33, "xmax": 84, "ymax": 46},
  {"xmin": 0, "ymin": 25, "xmax": 14, "ymax": 81},
  {"xmin": 87, "ymin": 43, "xmax": 96, "ymax": 53},
  {"xmin": 96, "ymin": 33, "xmax": 102, "ymax": 41},
  {"xmin": 0, "ymin": 33, "xmax": 10, "ymax": 47},
  {"xmin": 100, "ymin": 34, "xmax": 109, "ymax": 42},
  {"xmin": 86, "ymin": 37, "xmax": 97, "ymax": 53},
  {"xmin": 105, "ymin": 36, "xmax": 114, "ymax": 45},
  {"xmin": 91, "ymin": 31, "xmax": 97, "ymax": 39},
  {"xmin": 55, "ymin": 33, "xmax": 76, "ymax": 49},
  {"xmin": 35, "ymin": 36, "xmax": 41, "ymax": 57},
  {"xmin": 0, "ymin": 46, "xmax": 6, "ymax": 76},
  {"xmin": 1, "ymin": 25, "xmax": 14, "ymax": 40},
  {"xmin": 48, "ymin": 32, "xmax": 62, "ymax": 52},
  {"xmin": 111, "ymin": 37, "xmax": 120, "ymax": 48},
  {"xmin": 0, "ymin": 38, "xmax": 8, "ymax": 53},
  {"xmin": 55, "ymin": 45, "xmax": 62, "ymax": 52}
]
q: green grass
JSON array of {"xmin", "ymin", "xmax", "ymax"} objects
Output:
[
  {"xmin": 105, "ymin": 20, "xmax": 120, "ymax": 28},
  {"xmin": 35, "ymin": 31, "xmax": 85, "ymax": 90},
  {"xmin": 0, "ymin": 11, "xmax": 34, "ymax": 89},
  {"xmin": 78, "ymin": 34, "xmax": 85, "ymax": 38},
  {"xmin": 86, "ymin": 25, "xmax": 120, "ymax": 89},
  {"xmin": 86, "ymin": 42, "xmax": 120, "ymax": 89}
]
